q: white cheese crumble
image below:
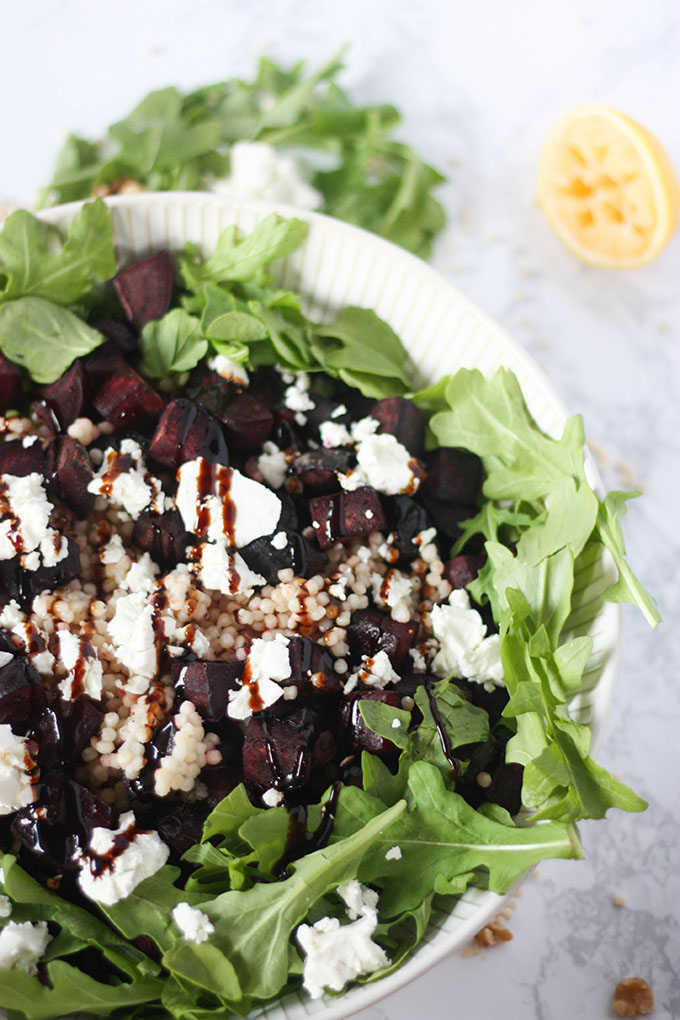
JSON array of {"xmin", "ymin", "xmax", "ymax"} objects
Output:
[
  {"xmin": 283, "ymin": 371, "xmax": 315, "ymax": 424},
  {"xmin": 0, "ymin": 893, "xmax": 11, "ymax": 917},
  {"xmin": 194, "ymin": 543, "xmax": 265, "ymax": 598},
  {"xmin": 176, "ymin": 458, "xmax": 281, "ymax": 547},
  {"xmin": 0, "ymin": 921, "xmax": 51, "ymax": 974},
  {"xmin": 121, "ymin": 553, "xmax": 160, "ymax": 595},
  {"xmin": 319, "ymin": 420, "xmax": 353, "ymax": 448},
  {"xmin": 257, "ymin": 441, "xmax": 289, "ymax": 490},
  {"xmin": 100, "ymin": 533, "xmax": 126, "ymax": 565},
  {"xmin": 430, "ymin": 589, "xmax": 503, "ymax": 690},
  {"xmin": 385, "ymin": 845, "xmax": 403, "ymax": 861},
  {"xmin": 0, "ymin": 473, "xmax": 67, "ymax": 568},
  {"xmin": 371, "ymin": 570, "xmax": 414, "ymax": 610},
  {"xmin": 88, "ymin": 439, "xmax": 164, "ymax": 520},
  {"xmin": 10, "ymin": 622, "xmax": 55, "ymax": 677},
  {"xmin": 77, "ymin": 812, "xmax": 169, "ymax": 905},
  {"xmin": 0, "ymin": 600, "xmax": 24, "ymax": 629},
  {"xmin": 171, "ymin": 901, "xmax": 215, "ymax": 944},
  {"xmin": 0, "ymin": 724, "xmax": 36, "ymax": 815},
  {"xmin": 262, "ymin": 787, "xmax": 285, "ymax": 808},
  {"xmin": 210, "ymin": 141, "xmax": 322, "ymax": 210},
  {"xmin": 107, "ymin": 591, "xmax": 159, "ymax": 688},
  {"xmin": 0, "ymin": 650, "xmax": 14, "ymax": 669},
  {"xmin": 207, "ymin": 354, "xmax": 249, "ymax": 387},
  {"xmin": 343, "ymin": 650, "xmax": 400, "ymax": 695},
  {"xmin": 271, "ymin": 531, "xmax": 288, "ymax": 550},
  {"xmin": 297, "ymin": 880, "xmax": 388, "ymax": 999},
  {"xmin": 340, "ymin": 433, "xmax": 420, "ymax": 496},
  {"xmin": 57, "ymin": 630, "xmax": 103, "ymax": 701},
  {"xmin": 227, "ymin": 634, "xmax": 291, "ymax": 720}
]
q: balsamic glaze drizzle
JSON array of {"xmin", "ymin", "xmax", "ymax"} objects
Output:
[{"xmin": 426, "ymin": 687, "xmax": 460, "ymax": 778}]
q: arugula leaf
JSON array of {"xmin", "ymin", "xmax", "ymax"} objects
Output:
[
  {"xmin": 0, "ymin": 962, "xmax": 163, "ymax": 1020},
  {"xmin": 311, "ymin": 307, "xmax": 411, "ymax": 397},
  {"xmin": 39, "ymin": 53, "xmax": 446, "ymax": 256},
  {"xmin": 0, "ymin": 296, "xmax": 104, "ymax": 384},
  {"xmin": 332, "ymin": 764, "xmax": 582, "ymax": 914},
  {"xmin": 181, "ymin": 214, "xmax": 309, "ymax": 288},
  {"xmin": 595, "ymin": 491, "xmax": 661, "ymax": 627},
  {"xmin": 138, "ymin": 308, "xmax": 208, "ymax": 378},
  {"xmin": 0, "ymin": 200, "xmax": 115, "ymax": 305},
  {"xmin": 189, "ymin": 800, "xmax": 405, "ymax": 1003},
  {"xmin": 409, "ymin": 681, "xmax": 490, "ymax": 777}
]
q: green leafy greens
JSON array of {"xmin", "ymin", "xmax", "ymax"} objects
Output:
[
  {"xmin": 38, "ymin": 51, "xmax": 446, "ymax": 258},
  {"xmin": 0, "ymin": 204, "xmax": 657, "ymax": 1019}
]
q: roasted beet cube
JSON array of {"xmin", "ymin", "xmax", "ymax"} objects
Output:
[
  {"xmin": 423, "ymin": 448, "xmax": 483, "ymax": 505},
  {"xmin": 291, "ymin": 449, "xmax": 352, "ymax": 491},
  {"xmin": 83, "ymin": 344, "xmax": 129, "ymax": 390},
  {"xmin": 286, "ymin": 636, "xmax": 342, "ymax": 697},
  {"xmin": 0, "ymin": 438, "xmax": 46, "ymax": 477},
  {"xmin": 221, "ymin": 393, "xmax": 274, "ymax": 456},
  {"xmin": 203, "ymin": 762, "xmax": 242, "ymax": 807},
  {"xmin": 239, "ymin": 534, "xmax": 295, "ymax": 585},
  {"xmin": 50, "ymin": 436, "xmax": 94, "ymax": 518},
  {"xmin": 370, "ymin": 396, "xmax": 425, "ymax": 457},
  {"xmin": 419, "ymin": 496, "xmax": 472, "ymax": 543},
  {"xmin": 149, "ymin": 399, "xmax": 229, "ymax": 470},
  {"xmin": 156, "ymin": 801, "xmax": 210, "ymax": 856},
  {"xmin": 272, "ymin": 408, "xmax": 302, "ymax": 451},
  {"xmin": 340, "ymin": 690, "xmax": 402, "ymax": 756},
  {"xmin": 113, "ymin": 251, "xmax": 174, "ymax": 330},
  {"xmin": 132, "ymin": 510, "xmax": 192, "ymax": 569},
  {"xmin": 173, "ymin": 660, "xmax": 243, "ymax": 721},
  {"xmin": 36, "ymin": 362, "xmax": 85, "ymax": 432},
  {"xmin": 346, "ymin": 608, "xmax": 418, "ymax": 672},
  {"xmin": 13, "ymin": 778, "xmax": 116, "ymax": 870},
  {"xmin": 309, "ymin": 488, "xmax": 386, "ymax": 549},
  {"xmin": 91, "ymin": 365, "xmax": 164, "ymax": 430},
  {"xmin": 91, "ymin": 317, "xmax": 137, "ymax": 354},
  {"xmin": 30, "ymin": 696, "xmax": 105, "ymax": 769},
  {"xmin": 0, "ymin": 535, "xmax": 81, "ymax": 610},
  {"xmin": 444, "ymin": 554, "xmax": 486, "ymax": 590},
  {"xmin": 243, "ymin": 709, "xmax": 334, "ymax": 793},
  {"xmin": 0, "ymin": 353, "xmax": 23, "ymax": 413},
  {"xmin": 0, "ymin": 655, "xmax": 47, "ymax": 728}
]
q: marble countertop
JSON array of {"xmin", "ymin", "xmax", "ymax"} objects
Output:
[{"xmin": 1, "ymin": 1, "xmax": 678, "ymax": 1017}]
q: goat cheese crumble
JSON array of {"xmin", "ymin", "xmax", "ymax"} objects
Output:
[
  {"xmin": 207, "ymin": 354, "xmax": 249, "ymax": 386},
  {"xmin": 0, "ymin": 724, "xmax": 36, "ymax": 815},
  {"xmin": 77, "ymin": 812, "xmax": 169, "ymax": 905},
  {"xmin": 430, "ymin": 589, "xmax": 503, "ymax": 690},
  {"xmin": 340, "ymin": 431, "xmax": 421, "ymax": 495},
  {"xmin": 257, "ymin": 441, "xmax": 289, "ymax": 489},
  {"xmin": 296, "ymin": 880, "xmax": 389, "ymax": 999},
  {"xmin": 57, "ymin": 630, "xmax": 103, "ymax": 701},
  {"xmin": 343, "ymin": 650, "xmax": 400, "ymax": 695},
  {"xmin": 171, "ymin": 901, "xmax": 215, "ymax": 944},
  {"xmin": 176, "ymin": 458, "xmax": 281, "ymax": 547},
  {"xmin": 210, "ymin": 141, "xmax": 322, "ymax": 210},
  {"xmin": 88, "ymin": 439, "xmax": 164, "ymax": 520},
  {"xmin": 0, "ymin": 921, "xmax": 51, "ymax": 974},
  {"xmin": 227, "ymin": 634, "xmax": 291, "ymax": 720}
]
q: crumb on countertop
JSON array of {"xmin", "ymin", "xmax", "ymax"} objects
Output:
[{"xmin": 613, "ymin": 977, "xmax": 654, "ymax": 1016}]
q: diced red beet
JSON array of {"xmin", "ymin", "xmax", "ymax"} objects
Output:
[
  {"xmin": 444, "ymin": 553, "xmax": 486, "ymax": 590},
  {"xmin": 156, "ymin": 801, "xmax": 210, "ymax": 855},
  {"xmin": 148, "ymin": 398, "xmax": 229, "ymax": 470},
  {"xmin": 203, "ymin": 763, "xmax": 243, "ymax": 808},
  {"xmin": 66, "ymin": 779, "xmax": 118, "ymax": 841},
  {"xmin": 456, "ymin": 679, "xmax": 509, "ymax": 727},
  {"xmin": 83, "ymin": 344, "xmax": 129, "ymax": 390},
  {"xmin": 91, "ymin": 317, "xmax": 137, "ymax": 354},
  {"xmin": 0, "ymin": 655, "xmax": 47, "ymax": 727},
  {"xmin": 0, "ymin": 353, "xmax": 23, "ymax": 413},
  {"xmin": 309, "ymin": 487, "xmax": 386, "ymax": 549},
  {"xmin": 285, "ymin": 636, "xmax": 342, "ymax": 697},
  {"xmin": 220, "ymin": 393, "xmax": 274, "ymax": 456},
  {"xmin": 172, "ymin": 660, "xmax": 243, "ymax": 721},
  {"xmin": 370, "ymin": 396, "xmax": 425, "ymax": 457},
  {"xmin": 243, "ymin": 713, "xmax": 315, "ymax": 791},
  {"xmin": 339, "ymin": 690, "xmax": 402, "ymax": 756},
  {"xmin": 132, "ymin": 510, "xmax": 192, "ymax": 568},
  {"xmin": 91, "ymin": 365, "xmax": 164, "ymax": 430},
  {"xmin": 113, "ymin": 251, "xmax": 174, "ymax": 330},
  {"xmin": 36, "ymin": 362, "xmax": 86, "ymax": 432},
  {"xmin": 13, "ymin": 778, "xmax": 117, "ymax": 870},
  {"xmin": 346, "ymin": 608, "xmax": 419, "ymax": 672},
  {"xmin": 387, "ymin": 495, "xmax": 433, "ymax": 562},
  {"xmin": 51, "ymin": 436, "xmax": 94, "ymax": 518},
  {"xmin": 291, "ymin": 449, "xmax": 352, "ymax": 491},
  {"xmin": 0, "ymin": 439, "xmax": 46, "ymax": 476},
  {"xmin": 0, "ymin": 535, "xmax": 81, "ymax": 611},
  {"xmin": 272, "ymin": 408, "xmax": 302, "ymax": 451},
  {"xmin": 31, "ymin": 696, "xmax": 105, "ymax": 768},
  {"xmin": 419, "ymin": 496, "xmax": 472, "ymax": 542},
  {"xmin": 423, "ymin": 447, "xmax": 483, "ymax": 505}
]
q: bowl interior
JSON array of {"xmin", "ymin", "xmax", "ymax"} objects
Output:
[{"xmin": 32, "ymin": 192, "xmax": 621, "ymax": 1020}]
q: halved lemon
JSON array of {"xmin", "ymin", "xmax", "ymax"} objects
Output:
[{"xmin": 537, "ymin": 104, "xmax": 680, "ymax": 267}]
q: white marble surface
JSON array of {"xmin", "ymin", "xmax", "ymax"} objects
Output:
[{"xmin": 1, "ymin": 1, "xmax": 679, "ymax": 1017}]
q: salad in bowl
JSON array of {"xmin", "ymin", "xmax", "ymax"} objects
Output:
[{"xmin": 0, "ymin": 194, "xmax": 656, "ymax": 1019}]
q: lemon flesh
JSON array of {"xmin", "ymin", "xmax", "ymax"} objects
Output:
[{"xmin": 537, "ymin": 105, "xmax": 680, "ymax": 267}]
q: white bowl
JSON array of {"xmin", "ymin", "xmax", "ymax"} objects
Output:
[{"xmin": 34, "ymin": 192, "xmax": 621, "ymax": 1020}]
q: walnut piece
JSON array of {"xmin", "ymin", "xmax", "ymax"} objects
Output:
[
  {"xmin": 613, "ymin": 977, "xmax": 654, "ymax": 1016},
  {"xmin": 473, "ymin": 920, "xmax": 513, "ymax": 947}
]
